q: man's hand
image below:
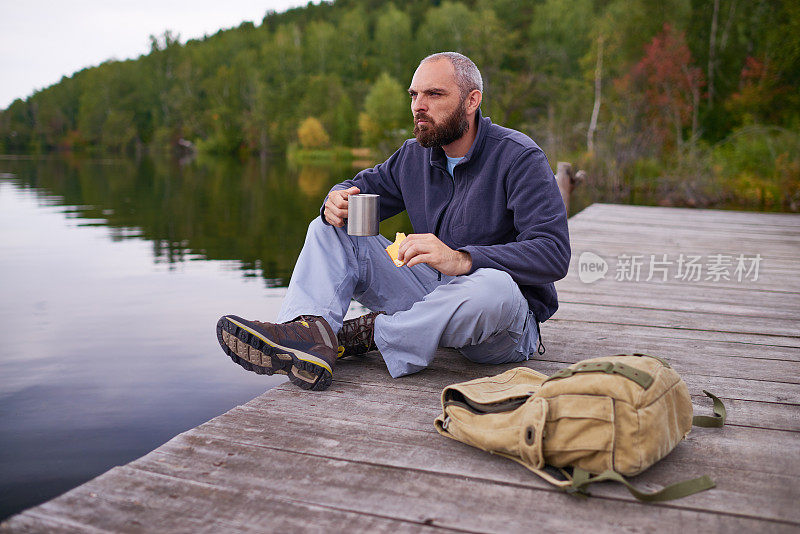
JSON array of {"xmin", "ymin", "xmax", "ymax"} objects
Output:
[
  {"xmin": 398, "ymin": 233, "xmax": 472, "ymax": 276},
  {"xmin": 324, "ymin": 186, "xmax": 360, "ymax": 227}
]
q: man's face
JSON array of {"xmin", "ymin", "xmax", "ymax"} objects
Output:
[{"xmin": 409, "ymin": 59, "xmax": 469, "ymax": 148}]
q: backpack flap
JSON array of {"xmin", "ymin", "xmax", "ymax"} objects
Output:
[
  {"xmin": 435, "ymin": 367, "xmax": 549, "ymax": 468},
  {"xmin": 436, "ymin": 366, "xmax": 548, "ymax": 410}
]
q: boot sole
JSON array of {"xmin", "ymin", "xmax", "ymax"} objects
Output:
[{"xmin": 216, "ymin": 315, "xmax": 333, "ymax": 391}]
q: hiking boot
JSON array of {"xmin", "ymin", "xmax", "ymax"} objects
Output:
[
  {"xmin": 337, "ymin": 311, "xmax": 384, "ymax": 358},
  {"xmin": 216, "ymin": 314, "xmax": 338, "ymax": 391}
]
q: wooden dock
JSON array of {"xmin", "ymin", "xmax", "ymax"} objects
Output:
[{"xmin": 3, "ymin": 203, "xmax": 799, "ymax": 532}]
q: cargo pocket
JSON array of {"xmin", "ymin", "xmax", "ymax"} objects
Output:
[{"xmin": 542, "ymin": 394, "xmax": 615, "ymax": 474}]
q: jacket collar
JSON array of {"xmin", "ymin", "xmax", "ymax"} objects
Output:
[{"xmin": 429, "ymin": 108, "xmax": 490, "ymax": 172}]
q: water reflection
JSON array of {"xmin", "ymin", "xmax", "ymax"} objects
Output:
[
  {"xmin": 0, "ymin": 153, "xmax": 410, "ymax": 520},
  {"xmin": 5, "ymin": 154, "xmax": 412, "ymax": 285}
]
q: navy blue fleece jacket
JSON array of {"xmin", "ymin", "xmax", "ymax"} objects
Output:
[{"xmin": 323, "ymin": 110, "xmax": 571, "ymax": 322}]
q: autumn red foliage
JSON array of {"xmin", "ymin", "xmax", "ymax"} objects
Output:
[
  {"xmin": 726, "ymin": 56, "xmax": 786, "ymax": 124},
  {"xmin": 619, "ymin": 24, "xmax": 705, "ymax": 152}
]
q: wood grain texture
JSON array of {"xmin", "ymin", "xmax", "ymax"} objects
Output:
[{"xmin": 3, "ymin": 204, "xmax": 799, "ymax": 533}]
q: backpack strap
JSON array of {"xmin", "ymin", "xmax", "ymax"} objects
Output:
[
  {"xmin": 544, "ymin": 360, "xmax": 654, "ymax": 389},
  {"xmin": 570, "ymin": 468, "xmax": 716, "ymax": 502},
  {"xmin": 692, "ymin": 390, "xmax": 727, "ymax": 428}
]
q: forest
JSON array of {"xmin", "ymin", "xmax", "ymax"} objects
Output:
[{"xmin": 1, "ymin": 0, "xmax": 798, "ymax": 210}]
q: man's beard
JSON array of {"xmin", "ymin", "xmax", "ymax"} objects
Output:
[{"xmin": 413, "ymin": 101, "xmax": 469, "ymax": 148}]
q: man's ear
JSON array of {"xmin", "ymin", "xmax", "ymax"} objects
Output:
[{"xmin": 466, "ymin": 89, "xmax": 482, "ymax": 114}]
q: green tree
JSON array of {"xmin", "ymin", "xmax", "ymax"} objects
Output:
[
  {"xmin": 334, "ymin": 7, "xmax": 372, "ymax": 80},
  {"xmin": 303, "ymin": 20, "xmax": 336, "ymax": 74},
  {"xmin": 358, "ymin": 72, "xmax": 409, "ymax": 152},
  {"xmin": 529, "ymin": 0, "xmax": 593, "ymax": 80},
  {"xmin": 374, "ymin": 3, "xmax": 413, "ymax": 81},
  {"xmin": 417, "ymin": 2, "xmax": 477, "ymax": 57},
  {"xmin": 102, "ymin": 110, "xmax": 138, "ymax": 152}
]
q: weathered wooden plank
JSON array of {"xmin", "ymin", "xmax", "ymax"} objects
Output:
[
  {"xmin": 567, "ymin": 224, "xmax": 800, "ymax": 247},
  {"xmin": 579, "ymin": 203, "xmax": 800, "ymax": 226},
  {"xmin": 263, "ymin": 368, "xmax": 800, "ymax": 434},
  {"xmin": 3, "ymin": 465, "xmax": 448, "ymax": 534},
  {"xmin": 567, "ymin": 219, "xmax": 800, "ymax": 247},
  {"xmin": 550, "ymin": 302, "xmax": 800, "ymax": 339},
  {"xmin": 266, "ymin": 367, "xmax": 800, "ymax": 433},
  {"xmin": 573, "ymin": 221, "xmax": 800, "ymax": 238},
  {"xmin": 571, "ymin": 205, "xmax": 800, "ymax": 229},
  {"xmin": 557, "ymin": 287, "xmax": 800, "ymax": 320},
  {"xmin": 581, "ymin": 206, "xmax": 800, "ymax": 226},
  {"xmin": 565, "ymin": 248, "xmax": 800, "ymax": 279},
  {"xmin": 131, "ymin": 432, "xmax": 798, "ymax": 532},
  {"xmin": 569, "ymin": 230, "xmax": 800, "ymax": 251},
  {"xmin": 569, "ymin": 233, "xmax": 800, "ymax": 254},
  {"xmin": 0, "ymin": 513, "xmax": 109, "ymax": 534},
  {"xmin": 140, "ymin": 406, "xmax": 800, "ymax": 527},
  {"xmin": 543, "ymin": 323, "xmax": 800, "ymax": 364},
  {"xmin": 329, "ymin": 350, "xmax": 800, "ymax": 406},
  {"xmin": 233, "ymin": 384, "xmax": 800, "ymax": 477},
  {"xmin": 548, "ymin": 317, "xmax": 800, "ymax": 349},
  {"xmin": 557, "ymin": 264, "xmax": 799, "ymax": 287},
  {"xmin": 569, "ymin": 216, "xmax": 800, "ymax": 236}
]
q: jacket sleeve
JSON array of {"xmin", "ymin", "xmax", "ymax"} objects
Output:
[
  {"xmin": 459, "ymin": 148, "xmax": 571, "ymax": 285},
  {"xmin": 319, "ymin": 144, "xmax": 408, "ymax": 224}
]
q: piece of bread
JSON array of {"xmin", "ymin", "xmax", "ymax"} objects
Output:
[{"xmin": 385, "ymin": 232, "xmax": 407, "ymax": 267}]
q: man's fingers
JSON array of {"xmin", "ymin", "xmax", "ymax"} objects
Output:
[
  {"xmin": 397, "ymin": 235, "xmax": 416, "ymax": 258},
  {"xmin": 341, "ymin": 186, "xmax": 360, "ymax": 198},
  {"xmin": 326, "ymin": 202, "xmax": 347, "ymax": 219},
  {"xmin": 331, "ymin": 189, "xmax": 356, "ymax": 209},
  {"xmin": 399, "ymin": 241, "xmax": 429, "ymax": 262},
  {"xmin": 398, "ymin": 234, "xmax": 434, "ymax": 260},
  {"xmin": 325, "ymin": 212, "xmax": 344, "ymax": 227},
  {"xmin": 406, "ymin": 253, "xmax": 432, "ymax": 268},
  {"xmin": 397, "ymin": 241, "xmax": 413, "ymax": 261},
  {"xmin": 324, "ymin": 199, "xmax": 347, "ymax": 226},
  {"xmin": 323, "ymin": 187, "xmax": 360, "ymax": 228}
]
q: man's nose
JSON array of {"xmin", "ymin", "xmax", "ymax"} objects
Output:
[{"xmin": 411, "ymin": 96, "xmax": 427, "ymax": 114}]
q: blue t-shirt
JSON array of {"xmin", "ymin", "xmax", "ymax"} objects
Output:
[{"xmin": 445, "ymin": 155, "xmax": 463, "ymax": 177}]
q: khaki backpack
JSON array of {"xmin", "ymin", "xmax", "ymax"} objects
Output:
[{"xmin": 434, "ymin": 354, "xmax": 726, "ymax": 502}]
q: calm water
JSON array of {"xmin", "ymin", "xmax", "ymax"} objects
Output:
[{"xmin": 0, "ymin": 154, "xmax": 399, "ymax": 520}]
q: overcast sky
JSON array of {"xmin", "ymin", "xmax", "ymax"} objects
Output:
[{"xmin": 0, "ymin": 1, "xmax": 315, "ymax": 110}]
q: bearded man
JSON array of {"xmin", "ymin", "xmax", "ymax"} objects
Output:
[{"xmin": 216, "ymin": 52, "xmax": 571, "ymax": 391}]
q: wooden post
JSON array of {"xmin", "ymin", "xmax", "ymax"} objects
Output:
[{"xmin": 555, "ymin": 161, "xmax": 585, "ymax": 215}]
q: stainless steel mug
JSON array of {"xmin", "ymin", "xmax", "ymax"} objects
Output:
[{"xmin": 347, "ymin": 194, "xmax": 379, "ymax": 236}]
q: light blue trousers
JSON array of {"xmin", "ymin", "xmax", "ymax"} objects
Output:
[{"xmin": 277, "ymin": 218, "xmax": 539, "ymax": 378}]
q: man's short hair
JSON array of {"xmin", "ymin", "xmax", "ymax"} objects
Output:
[{"xmin": 420, "ymin": 52, "xmax": 483, "ymax": 100}]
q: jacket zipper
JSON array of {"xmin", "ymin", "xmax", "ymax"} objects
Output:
[{"xmin": 433, "ymin": 167, "xmax": 457, "ymax": 281}]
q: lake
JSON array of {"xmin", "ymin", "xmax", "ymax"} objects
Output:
[{"xmin": 0, "ymin": 153, "xmax": 396, "ymax": 520}]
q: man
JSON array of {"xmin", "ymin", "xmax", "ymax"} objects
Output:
[{"xmin": 216, "ymin": 52, "xmax": 570, "ymax": 391}]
